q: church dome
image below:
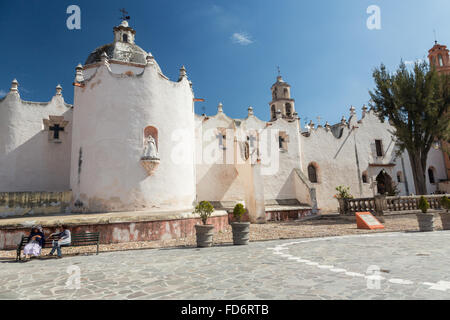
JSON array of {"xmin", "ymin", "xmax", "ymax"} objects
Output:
[
  {"xmin": 84, "ymin": 20, "xmax": 152, "ymax": 67},
  {"xmin": 85, "ymin": 41, "xmax": 148, "ymax": 65}
]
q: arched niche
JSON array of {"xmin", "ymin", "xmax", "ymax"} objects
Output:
[{"xmin": 144, "ymin": 126, "xmax": 158, "ymax": 149}]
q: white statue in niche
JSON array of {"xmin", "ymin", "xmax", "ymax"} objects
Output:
[{"xmin": 142, "ymin": 135, "xmax": 159, "ymax": 160}]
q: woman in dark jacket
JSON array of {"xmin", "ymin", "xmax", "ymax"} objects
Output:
[{"xmin": 22, "ymin": 226, "xmax": 45, "ymax": 260}]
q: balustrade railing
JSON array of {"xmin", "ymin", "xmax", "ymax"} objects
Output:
[
  {"xmin": 341, "ymin": 194, "xmax": 449, "ymax": 215},
  {"xmin": 345, "ymin": 197, "xmax": 376, "ymax": 214}
]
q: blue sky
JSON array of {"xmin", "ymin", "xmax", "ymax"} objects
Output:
[{"xmin": 0, "ymin": 0, "xmax": 449, "ymax": 125}]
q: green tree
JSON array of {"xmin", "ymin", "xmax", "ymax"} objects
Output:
[{"xmin": 369, "ymin": 61, "xmax": 450, "ymax": 195}]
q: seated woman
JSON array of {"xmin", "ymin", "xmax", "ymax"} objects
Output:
[{"xmin": 22, "ymin": 226, "xmax": 45, "ymax": 260}]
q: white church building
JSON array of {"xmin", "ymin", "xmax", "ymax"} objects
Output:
[{"xmin": 0, "ymin": 20, "xmax": 447, "ymax": 221}]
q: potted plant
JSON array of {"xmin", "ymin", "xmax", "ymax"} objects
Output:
[
  {"xmin": 334, "ymin": 186, "xmax": 353, "ymax": 215},
  {"xmin": 231, "ymin": 203, "xmax": 250, "ymax": 245},
  {"xmin": 416, "ymin": 196, "xmax": 434, "ymax": 232},
  {"xmin": 193, "ymin": 201, "xmax": 215, "ymax": 247},
  {"xmin": 439, "ymin": 196, "xmax": 450, "ymax": 230}
]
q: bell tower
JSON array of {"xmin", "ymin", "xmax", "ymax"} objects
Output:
[
  {"xmin": 428, "ymin": 41, "xmax": 450, "ymax": 181},
  {"xmin": 269, "ymin": 73, "xmax": 296, "ymax": 121},
  {"xmin": 113, "ymin": 20, "xmax": 136, "ymax": 44},
  {"xmin": 428, "ymin": 41, "xmax": 450, "ymax": 74}
]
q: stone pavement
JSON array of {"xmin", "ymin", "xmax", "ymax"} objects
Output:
[{"xmin": 1, "ymin": 231, "xmax": 450, "ymax": 300}]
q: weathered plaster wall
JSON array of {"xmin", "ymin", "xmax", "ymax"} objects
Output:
[
  {"xmin": 195, "ymin": 108, "xmax": 302, "ymax": 204},
  {"xmin": 195, "ymin": 111, "xmax": 245, "ymax": 202},
  {"xmin": 261, "ymin": 118, "xmax": 302, "ymax": 201},
  {"xmin": 83, "ymin": 63, "xmax": 146, "ymax": 80},
  {"xmin": 302, "ymin": 110, "xmax": 397, "ymax": 212},
  {"xmin": 70, "ymin": 60, "xmax": 196, "ymax": 213},
  {"xmin": 0, "ymin": 89, "xmax": 72, "ymax": 192},
  {"xmin": 0, "ymin": 191, "xmax": 71, "ymax": 218},
  {"xmin": 300, "ymin": 109, "xmax": 445, "ymax": 213}
]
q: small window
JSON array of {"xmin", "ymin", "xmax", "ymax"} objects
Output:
[
  {"xmin": 362, "ymin": 172, "xmax": 368, "ymax": 184},
  {"xmin": 216, "ymin": 128, "xmax": 227, "ymax": 149},
  {"xmin": 308, "ymin": 164, "xmax": 318, "ymax": 183},
  {"xmin": 278, "ymin": 132, "xmax": 288, "ymax": 150},
  {"xmin": 397, "ymin": 171, "xmax": 403, "ymax": 183},
  {"xmin": 428, "ymin": 167, "xmax": 436, "ymax": 184},
  {"xmin": 285, "ymin": 103, "xmax": 292, "ymax": 117},
  {"xmin": 375, "ymin": 140, "xmax": 383, "ymax": 157},
  {"xmin": 123, "ymin": 34, "xmax": 128, "ymax": 43},
  {"xmin": 284, "ymin": 88, "xmax": 288, "ymax": 97},
  {"xmin": 219, "ymin": 134, "xmax": 226, "ymax": 148},
  {"xmin": 271, "ymin": 105, "xmax": 276, "ymax": 119},
  {"xmin": 279, "ymin": 136, "xmax": 284, "ymax": 149}
]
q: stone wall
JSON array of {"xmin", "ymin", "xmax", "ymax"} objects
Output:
[
  {"xmin": 0, "ymin": 210, "xmax": 229, "ymax": 250},
  {"xmin": 0, "ymin": 191, "xmax": 72, "ymax": 218}
]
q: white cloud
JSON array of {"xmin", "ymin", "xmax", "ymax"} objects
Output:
[
  {"xmin": 405, "ymin": 59, "xmax": 425, "ymax": 66},
  {"xmin": 231, "ymin": 32, "xmax": 253, "ymax": 45}
]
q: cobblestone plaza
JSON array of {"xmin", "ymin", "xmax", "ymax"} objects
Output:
[{"xmin": 1, "ymin": 231, "xmax": 450, "ymax": 300}]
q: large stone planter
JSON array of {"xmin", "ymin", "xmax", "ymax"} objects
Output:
[
  {"xmin": 439, "ymin": 212, "xmax": 450, "ymax": 230},
  {"xmin": 416, "ymin": 213, "xmax": 435, "ymax": 232},
  {"xmin": 337, "ymin": 198, "xmax": 348, "ymax": 215},
  {"xmin": 231, "ymin": 222, "xmax": 250, "ymax": 245},
  {"xmin": 195, "ymin": 224, "xmax": 215, "ymax": 248}
]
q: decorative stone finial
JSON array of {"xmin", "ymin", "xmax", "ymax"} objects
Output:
[
  {"xmin": 218, "ymin": 102, "xmax": 223, "ymax": 113},
  {"xmin": 10, "ymin": 79, "xmax": 19, "ymax": 93},
  {"xmin": 55, "ymin": 84, "xmax": 62, "ymax": 96},
  {"xmin": 179, "ymin": 65, "xmax": 187, "ymax": 79},
  {"xmin": 75, "ymin": 64, "xmax": 84, "ymax": 82},
  {"xmin": 350, "ymin": 105, "xmax": 356, "ymax": 116},
  {"xmin": 248, "ymin": 106, "xmax": 254, "ymax": 116},
  {"xmin": 341, "ymin": 116, "xmax": 347, "ymax": 125},
  {"xmin": 362, "ymin": 105, "xmax": 368, "ymax": 117},
  {"xmin": 308, "ymin": 120, "xmax": 315, "ymax": 129},
  {"xmin": 146, "ymin": 52, "xmax": 154, "ymax": 65},
  {"xmin": 325, "ymin": 121, "xmax": 331, "ymax": 131},
  {"xmin": 121, "ymin": 20, "xmax": 129, "ymax": 28}
]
